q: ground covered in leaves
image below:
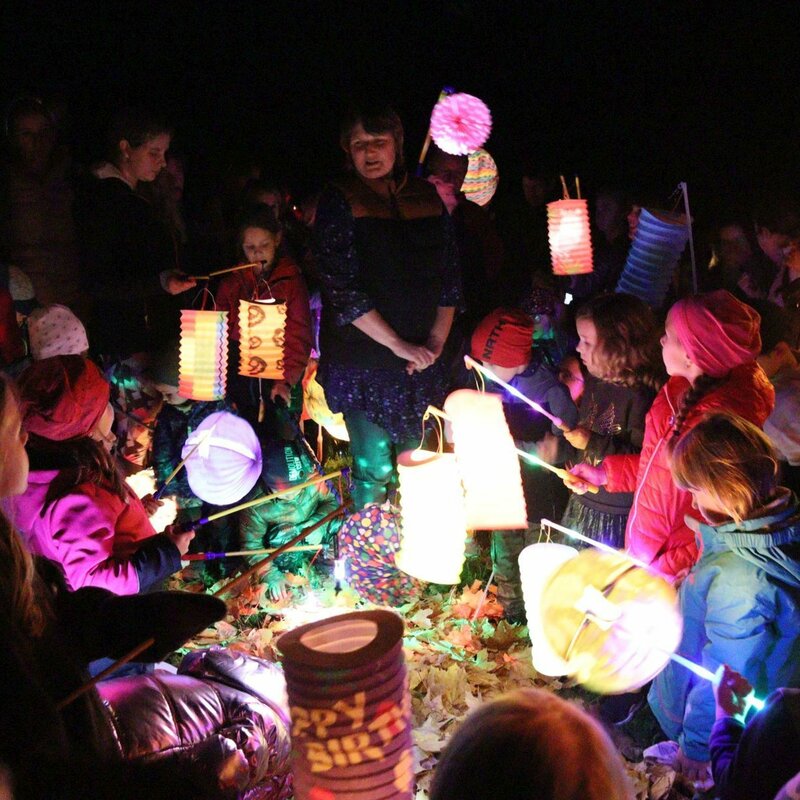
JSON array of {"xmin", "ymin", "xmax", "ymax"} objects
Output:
[{"xmin": 168, "ymin": 556, "xmax": 696, "ymax": 800}]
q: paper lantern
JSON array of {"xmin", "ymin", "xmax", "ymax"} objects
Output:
[
  {"xmin": 521, "ymin": 546, "xmax": 682, "ymax": 694},
  {"xmin": 443, "ymin": 389, "xmax": 527, "ymax": 530},
  {"xmin": 277, "ymin": 610, "xmax": 414, "ymax": 800},
  {"xmin": 395, "ymin": 450, "xmax": 468, "ymax": 584},
  {"xmin": 547, "ymin": 199, "xmax": 594, "ymax": 276},
  {"xmin": 461, "ymin": 148, "xmax": 498, "ymax": 207},
  {"xmin": 238, "ymin": 299, "xmax": 287, "ymax": 380},
  {"xmin": 616, "ymin": 208, "xmax": 690, "ymax": 308},
  {"xmin": 304, "ymin": 371, "xmax": 349, "ymax": 442},
  {"xmin": 178, "ymin": 309, "xmax": 228, "ymax": 400},
  {"xmin": 430, "ymin": 93, "xmax": 492, "ymax": 156},
  {"xmin": 182, "ymin": 411, "xmax": 262, "ymax": 505},
  {"xmin": 124, "ymin": 468, "xmax": 178, "ymax": 534}
]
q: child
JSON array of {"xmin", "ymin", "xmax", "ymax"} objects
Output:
[
  {"xmin": 567, "ymin": 290, "xmax": 774, "ymax": 583},
  {"xmin": 216, "ymin": 204, "xmax": 313, "ymax": 429},
  {"xmin": 470, "ymin": 307, "xmax": 578, "ymax": 620},
  {"xmin": 648, "ymin": 412, "xmax": 800, "ymax": 784},
  {"xmin": 27, "ymin": 303, "xmax": 89, "ymax": 360},
  {"xmin": 430, "ymin": 688, "xmax": 634, "ymax": 800},
  {"xmin": 561, "ymin": 293, "xmax": 663, "ymax": 548},
  {"xmin": 8, "ymin": 355, "xmax": 194, "ymax": 593}
]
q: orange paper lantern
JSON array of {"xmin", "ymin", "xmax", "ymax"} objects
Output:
[
  {"xmin": 178, "ymin": 309, "xmax": 229, "ymax": 401},
  {"xmin": 547, "ymin": 198, "xmax": 594, "ymax": 276},
  {"xmin": 395, "ymin": 449, "xmax": 468, "ymax": 584},
  {"xmin": 238, "ymin": 299, "xmax": 287, "ymax": 380},
  {"xmin": 443, "ymin": 389, "xmax": 527, "ymax": 530}
]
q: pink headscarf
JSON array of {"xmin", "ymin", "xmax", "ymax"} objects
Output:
[{"xmin": 669, "ymin": 290, "xmax": 761, "ymax": 378}]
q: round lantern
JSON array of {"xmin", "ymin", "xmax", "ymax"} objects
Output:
[
  {"xmin": 277, "ymin": 610, "xmax": 414, "ymax": 800},
  {"xmin": 182, "ymin": 411, "xmax": 262, "ymax": 505},
  {"xmin": 395, "ymin": 449, "xmax": 468, "ymax": 584},
  {"xmin": 178, "ymin": 309, "xmax": 229, "ymax": 401},
  {"xmin": 461, "ymin": 148, "xmax": 498, "ymax": 207},
  {"xmin": 521, "ymin": 546, "xmax": 682, "ymax": 694},
  {"xmin": 443, "ymin": 389, "xmax": 528, "ymax": 530},
  {"xmin": 238, "ymin": 299, "xmax": 287, "ymax": 380},
  {"xmin": 616, "ymin": 208, "xmax": 690, "ymax": 308},
  {"xmin": 430, "ymin": 92, "xmax": 492, "ymax": 156},
  {"xmin": 546, "ymin": 199, "xmax": 594, "ymax": 276}
]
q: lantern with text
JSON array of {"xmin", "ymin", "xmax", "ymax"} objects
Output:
[
  {"xmin": 278, "ymin": 610, "xmax": 414, "ymax": 800},
  {"xmin": 238, "ymin": 299, "xmax": 286, "ymax": 380},
  {"xmin": 178, "ymin": 310, "xmax": 228, "ymax": 401},
  {"xmin": 444, "ymin": 389, "xmax": 527, "ymax": 530},
  {"xmin": 547, "ymin": 199, "xmax": 594, "ymax": 276},
  {"xmin": 521, "ymin": 545, "xmax": 682, "ymax": 694},
  {"xmin": 462, "ymin": 148, "xmax": 499, "ymax": 207},
  {"xmin": 395, "ymin": 449, "xmax": 468, "ymax": 584}
]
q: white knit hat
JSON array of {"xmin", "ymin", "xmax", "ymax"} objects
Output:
[{"xmin": 27, "ymin": 304, "xmax": 89, "ymax": 360}]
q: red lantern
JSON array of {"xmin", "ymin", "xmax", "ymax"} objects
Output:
[
  {"xmin": 178, "ymin": 310, "xmax": 228, "ymax": 401},
  {"xmin": 547, "ymin": 199, "xmax": 593, "ymax": 276}
]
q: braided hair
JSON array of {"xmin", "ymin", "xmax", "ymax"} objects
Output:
[{"xmin": 670, "ymin": 373, "xmax": 726, "ymax": 446}]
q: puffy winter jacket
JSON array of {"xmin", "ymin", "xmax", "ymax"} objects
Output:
[
  {"xmin": 603, "ymin": 362, "xmax": 774, "ymax": 581},
  {"xmin": 8, "ymin": 469, "xmax": 180, "ymax": 593},
  {"xmin": 648, "ymin": 491, "xmax": 800, "ymax": 762}
]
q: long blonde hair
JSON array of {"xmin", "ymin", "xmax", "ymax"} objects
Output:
[{"xmin": 671, "ymin": 411, "xmax": 779, "ymax": 524}]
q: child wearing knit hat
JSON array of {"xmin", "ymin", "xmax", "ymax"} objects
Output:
[{"xmin": 470, "ymin": 307, "xmax": 579, "ymax": 621}]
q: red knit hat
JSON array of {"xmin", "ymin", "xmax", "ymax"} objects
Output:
[
  {"xmin": 670, "ymin": 290, "xmax": 761, "ymax": 378},
  {"xmin": 471, "ymin": 308, "xmax": 534, "ymax": 368},
  {"xmin": 18, "ymin": 355, "xmax": 110, "ymax": 441}
]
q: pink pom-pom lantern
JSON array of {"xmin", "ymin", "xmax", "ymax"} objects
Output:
[
  {"xmin": 430, "ymin": 93, "xmax": 492, "ymax": 156},
  {"xmin": 546, "ymin": 199, "xmax": 594, "ymax": 276}
]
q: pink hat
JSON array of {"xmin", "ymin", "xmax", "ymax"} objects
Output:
[
  {"xmin": 669, "ymin": 290, "xmax": 761, "ymax": 378},
  {"xmin": 471, "ymin": 308, "xmax": 534, "ymax": 368}
]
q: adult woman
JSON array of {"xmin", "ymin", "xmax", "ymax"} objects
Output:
[
  {"xmin": 77, "ymin": 107, "xmax": 195, "ymax": 361},
  {"xmin": 314, "ymin": 103, "xmax": 461, "ymax": 508}
]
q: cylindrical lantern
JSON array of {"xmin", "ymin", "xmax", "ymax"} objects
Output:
[
  {"xmin": 182, "ymin": 411, "xmax": 262, "ymax": 505},
  {"xmin": 522, "ymin": 546, "xmax": 682, "ymax": 694},
  {"xmin": 179, "ymin": 309, "xmax": 229, "ymax": 401},
  {"xmin": 395, "ymin": 449, "xmax": 468, "ymax": 584},
  {"xmin": 546, "ymin": 199, "xmax": 594, "ymax": 276},
  {"xmin": 616, "ymin": 208, "xmax": 690, "ymax": 308},
  {"xmin": 277, "ymin": 610, "xmax": 414, "ymax": 800},
  {"xmin": 443, "ymin": 389, "xmax": 528, "ymax": 530},
  {"xmin": 238, "ymin": 299, "xmax": 287, "ymax": 380},
  {"xmin": 461, "ymin": 148, "xmax": 498, "ymax": 207}
]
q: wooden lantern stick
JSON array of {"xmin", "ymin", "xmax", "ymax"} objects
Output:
[
  {"xmin": 184, "ymin": 544, "xmax": 322, "ymax": 561},
  {"xmin": 516, "ymin": 449, "xmax": 599, "ymax": 494},
  {"xmin": 560, "ymin": 174, "xmax": 571, "ymax": 200},
  {"xmin": 575, "ymin": 176, "xmax": 582, "ymax": 200},
  {"xmin": 153, "ymin": 428, "xmax": 214, "ymax": 500},
  {"xmin": 416, "ymin": 86, "xmax": 455, "ymax": 176},
  {"xmin": 189, "ymin": 262, "xmax": 261, "ymax": 281}
]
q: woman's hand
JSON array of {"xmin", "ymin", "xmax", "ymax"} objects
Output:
[
  {"xmin": 391, "ymin": 341, "xmax": 437, "ymax": 375},
  {"xmin": 673, "ymin": 749, "xmax": 711, "ymax": 785},
  {"xmin": 563, "ymin": 426, "xmax": 591, "ymax": 450},
  {"xmin": 563, "ymin": 462, "xmax": 607, "ymax": 494},
  {"xmin": 270, "ymin": 381, "xmax": 292, "ymax": 405},
  {"xmin": 165, "ymin": 524, "xmax": 195, "ymax": 556},
  {"xmin": 534, "ymin": 432, "xmax": 560, "ymax": 464},
  {"xmin": 164, "ymin": 271, "xmax": 197, "ymax": 295},
  {"xmin": 714, "ymin": 665, "xmax": 755, "ymax": 723}
]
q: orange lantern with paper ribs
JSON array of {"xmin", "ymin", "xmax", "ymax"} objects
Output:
[
  {"xmin": 178, "ymin": 309, "xmax": 229, "ymax": 401},
  {"xmin": 238, "ymin": 299, "xmax": 287, "ymax": 380},
  {"xmin": 547, "ymin": 198, "xmax": 594, "ymax": 276}
]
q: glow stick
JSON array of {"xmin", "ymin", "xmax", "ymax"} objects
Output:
[
  {"xmin": 540, "ymin": 517, "xmax": 651, "ymax": 570},
  {"xmin": 518, "ymin": 450, "xmax": 599, "ymax": 494},
  {"xmin": 464, "ymin": 355, "xmax": 565, "ymax": 428}
]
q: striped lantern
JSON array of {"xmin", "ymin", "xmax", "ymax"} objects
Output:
[
  {"xmin": 395, "ymin": 449, "xmax": 468, "ymax": 584},
  {"xmin": 547, "ymin": 198, "xmax": 594, "ymax": 275},
  {"xmin": 443, "ymin": 389, "xmax": 528, "ymax": 530},
  {"xmin": 461, "ymin": 148, "xmax": 499, "ymax": 207},
  {"xmin": 178, "ymin": 309, "xmax": 228, "ymax": 401},
  {"xmin": 616, "ymin": 208, "xmax": 689, "ymax": 308},
  {"xmin": 277, "ymin": 610, "xmax": 414, "ymax": 800},
  {"xmin": 238, "ymin": 299, "xmax": 287, "ymax": 380}
]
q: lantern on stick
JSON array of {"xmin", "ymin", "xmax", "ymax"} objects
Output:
[
  {"xmin": 277, "ymin": 610, "xmax": 414, "ymax": 800},
  {"xmin": 461, "ymin": 148, "xmax": 498, "ymax": 207},
  {"xmin": 395, "ymin": 449, "xmax": 468, "ymax": 584},
  {"xmin": 178, "ymin": 309, "xmax": 228, "ymax": 401},
  {"xmin": 238, "ymin": 299, "xmax": 287, "ymax": 380},
  {"xmin": 443, "ymin": 389, "xmax": 527, "ymax": 530},
  {"xmin": 430, "ymin": 92, "xmax": 492, "ymax": 156},
  {"xmin": 547, "ymin": 199, "xmax": 594, "ymax": 276}
]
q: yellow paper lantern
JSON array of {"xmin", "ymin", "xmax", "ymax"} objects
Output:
[
  {"xmin": 395, "ymin": 449, "xmax": 468, "ymax": 584},
  {"xmin": 547, "ymin": 198, "xmax": 594, "ymax": 276},
  {"xmin": 443, "ymin": 389, "xmax": 527, "ymax": 530},
  {"xmin": 178, "ymin": 309, "xmax": 229, "ymax": 401},
  {"xmin": 238, "ymin": 299, "xmax": 287, "ymax": 380},
  {"xmin": 522, "ymin": 546, "xmax": 682, "ymax": 694}
]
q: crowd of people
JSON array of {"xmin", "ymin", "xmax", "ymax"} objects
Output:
[{"xmin": 2, "ymin": 92, "xmax": 800, "ymax": 799}]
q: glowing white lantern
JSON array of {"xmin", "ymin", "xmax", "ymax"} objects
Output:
[
  {"xmin": 443, "ymin": 389, "xmax": 527, "ymax": 530},
  {"xmin": 395, "ymin": 449, "xmax": 468, "ymax": 584}
]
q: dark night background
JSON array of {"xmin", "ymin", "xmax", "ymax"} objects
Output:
[{"xmin": 3, "ymin": 0, "xmax": 800, "ymax": 218}]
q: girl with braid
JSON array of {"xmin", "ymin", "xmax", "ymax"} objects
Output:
[{"xmin": 566, "ymin": 290, "xmax": 774, "ymax": 583}]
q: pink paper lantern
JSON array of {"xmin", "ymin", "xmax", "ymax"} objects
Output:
[
  {"xmin": 178, "ymin": 310, "xmax": 229, "ymax": 401},
  {"xmin": 547, "ymin": 199, "xmax": 594, "ymax": 276},
  {"xmin": 430, "ymin": 93, "xmax": 492, "ymax": 156}
]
